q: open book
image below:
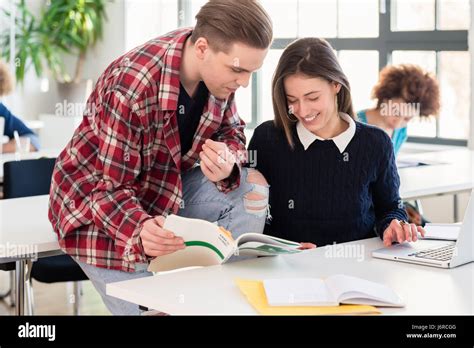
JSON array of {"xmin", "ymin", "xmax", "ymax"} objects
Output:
[
  {"xmin": 147, "ymin": 215, "xmax": 302, "ymax": 272},
  {"xmin": 263, "ymin": 274, "xmax": 404, "ymax": 307}
]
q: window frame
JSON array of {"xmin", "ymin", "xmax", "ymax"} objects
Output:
[{"xmin": 182, "ymin": 0, "xmax": 469, "ymax": 146}]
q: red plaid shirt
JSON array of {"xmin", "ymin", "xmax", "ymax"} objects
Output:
[{"xmin": 48, "ymin": 28, "xmax": 247, "ymax": 272}]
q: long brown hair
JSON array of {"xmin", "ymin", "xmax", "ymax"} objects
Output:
[{"xmin": 272, "ymin": 38, "xmax": 354, "ymax": 148}]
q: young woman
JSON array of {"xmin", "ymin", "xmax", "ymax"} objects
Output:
[
  {"xmin": 357, "ymin": 64, "xmax": 440, "ymax": 155},
  {"xmin": 357, "ymin": 65, "xmax": 440, "ymax": 225},
  {"xmin": 248, "ymin": 38, "xmax": 425, "ymax": 248}
]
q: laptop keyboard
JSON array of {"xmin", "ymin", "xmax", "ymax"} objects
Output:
[{"xmin": 408, "ymin": 244, "xmax": 455, "ymax": 261}]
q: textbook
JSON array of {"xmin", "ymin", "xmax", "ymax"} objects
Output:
[
  {"xmin": 147, "ymin": 215, "xmax": 302, "ymax": 272},
  {"xmin": 262, "ymin": 274, "xmax": 404, "ymax": 307}
]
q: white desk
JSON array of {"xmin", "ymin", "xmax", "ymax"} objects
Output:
[
  {"xmin": 398, "ymin": 148, "xmax": 474, "ymax": 221},
  {"xmin": 399, "ymin": 148, "xmax": 474, "ymax": 200},
  {"xmin": 0, "ymin": 148, "xmax": 61, "ymax": 183},
  {"xmin": 0, "ymin": 195, "xmax": 61, "ymax": 315},
  {"xmin": 106, "ymin": 237, "xmax": 473, "ymax": 315}
]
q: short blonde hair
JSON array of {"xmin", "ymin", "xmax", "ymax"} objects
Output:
[{"xmin": 0, "ymin": 60, "xmax": 14, "ymax": 96}]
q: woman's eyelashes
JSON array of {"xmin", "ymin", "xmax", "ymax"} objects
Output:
[{"xmin": 287, "ymin": 96, "xmax": 319, "ymax": 104}]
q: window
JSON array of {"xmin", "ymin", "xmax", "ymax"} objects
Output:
[
  {"xmin": 254, "ymin": 0, "xmax": 470, "ymax": 146},
  {"xmin": 125, "ymin": 0, "xmax": 178, "ymax": 51}
]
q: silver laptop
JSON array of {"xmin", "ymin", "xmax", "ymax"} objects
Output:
[{"xmin": 372, "ymin": 189, "xmax": 474, "ymax": 268}]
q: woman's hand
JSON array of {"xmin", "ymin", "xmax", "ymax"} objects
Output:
[
  {"xmin": 298, "ymin": 242, "xmax": 317, "ymax": 250},
  {"xmin": 383, "ymin": 219, "xmax": 426, "ymax": 247}
]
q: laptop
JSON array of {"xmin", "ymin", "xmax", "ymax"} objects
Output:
[{"xmin": 372, "ymin": 189, "xmax": 474, "ymax": 268}]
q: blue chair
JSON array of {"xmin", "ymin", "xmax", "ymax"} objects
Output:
[{"xmin": 2, "ymin": 158, "xmax": 87, "ymax": 315}]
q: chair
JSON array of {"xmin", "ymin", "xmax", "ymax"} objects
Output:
[{"xmin": 2, "ymin": 158, "xmax": 88, "ymax": 315}]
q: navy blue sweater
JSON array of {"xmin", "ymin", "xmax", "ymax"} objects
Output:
[{"xmin": 248, "ymin": 120, "xmax": 407, "ymax": 246}]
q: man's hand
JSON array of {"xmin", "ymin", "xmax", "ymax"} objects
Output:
[
  {"xmin": 199, "ymin": 139, "xmax": 236, "ymax": 182},
  {"xmin": 383, "ymin": 219, "xmax": 426, "ymax": 247},
  {"xmin": 139, "ymin": 216, "xmax": 186, "ymax": 257}
]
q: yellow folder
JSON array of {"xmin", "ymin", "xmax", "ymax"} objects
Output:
[{"xmin": 235, "ymin": 279, "xmax": 380, "ymax": 315}]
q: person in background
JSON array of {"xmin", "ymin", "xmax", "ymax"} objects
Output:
[
  {"xmin": 0, "ymin": 60, "xmax": 40, "ymax": 153},
  {"xmin": 357, "ymin": 64, "xmax": 440, "ymax": 226},
  {"xmin": 248, "ymin": 38, "xmax": 425, "ymax": 250},
  {"xmin": 357, "ymin": 64, "xmax": 440, "ymax": 156}
]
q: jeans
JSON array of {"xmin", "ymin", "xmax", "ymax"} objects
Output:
[{"xmin": 76, "ymin": 166, "xmax": 269, "ymax": 315}]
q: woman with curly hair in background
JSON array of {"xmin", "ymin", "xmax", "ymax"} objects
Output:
[
  {"xmin": 357, "ymin": 64, "xmax": 440, "ymax": 156},
  {"xmin": 357, "ymin": 64, "xmax": 441, "ymax": 226},
  {"xmin": 0, "ymin": 60, "xmax": 40, "ymax": 153}
]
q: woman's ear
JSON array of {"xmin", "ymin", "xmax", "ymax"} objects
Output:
[{"xmin": 334, "ymin": 82, "xmax": 342, "ymax": 94}]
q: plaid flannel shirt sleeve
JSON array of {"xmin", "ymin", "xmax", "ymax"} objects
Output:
[
  {"xmin": 90, "ymin": 89, "xmax": 152, "ymax": 263},
  {"xmin": 212, "ymin": 94, "xmax": 247, "ymax": 193}
]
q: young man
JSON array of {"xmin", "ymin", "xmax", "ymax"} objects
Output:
[{"xmin": 48, "ymin": 0, "xmax": 273, "ymax": 315}]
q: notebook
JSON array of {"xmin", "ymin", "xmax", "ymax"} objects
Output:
[
  {"xmin": 263, "ymin": 274, "xmax": 404, "ymax": 307},
  {"xmin": 235, "ymin": 279, "xmax": 380, "ymax": 315}
]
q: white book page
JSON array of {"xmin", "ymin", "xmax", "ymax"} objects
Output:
[
  {"xmin": 237, "ymin": 241, "xmax": 301, "ymax": 256},
  {"xmin": 236, "ymin": 233, "xmax": 301, "ymax": 248},
  {"xmin": 263, "ymin": 278, "xmax": 339, "ymax": 307},
  {"xmin": 420, "ymin": 223, "xmax": 460, "ymax": 241},
  {"xmin": 325, "ymin": 275, "xmax": 404, "ymax": 307}
]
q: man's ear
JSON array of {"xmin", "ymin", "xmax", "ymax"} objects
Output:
[{"xmin": 194, "ymin": 37, "xmax": 209, "ymax": 60}]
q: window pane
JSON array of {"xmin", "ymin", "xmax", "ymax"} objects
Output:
[
  {"xmin": 406, "ymin": 116, "xmax": 437, "ymax": 138},
  {"xmin": 190, "ymin": 0, "xmax": 207, "ymax": 23},
  {"xmin": 391, "ymin": 0, "xmax": 435, "ymax": 31},
  {"xmin": 298, "ymin": 0, "xmax": 337, "ymax": 38},
  {"xmin": 261, "ymin": 50, "xmax": 284, "ymax": 123},
  {"xmin": 338, "ymin": 51, "xmax": 379, "ymax": 112},
  {"xmin": 438, "ymin": 0, "xmax": 470, "ymax": 30},
  {"xmin": 391, "ymin": 51, "xmax": 438, "ymax": 137},
  {"xmin": 338, "ymin": 0, "xmax": 379, "ymax": 38},
  {"xmin": 260, "ymin": 0, "xmax": 297, "ymax": 38},
  {"xmin": 438, "ymin": 51, "xmax": 470, "ymax": 139},
  {"xmin": 125, "ymin": 0, "xmax": 178, "ymax": 51},
  {"xmin": 234, "ymin": 83, "xmax": 253, "ymax": 124},
  {"xmin": 391, "ymin": 51, "xmax": 437, "ymax": 74}
]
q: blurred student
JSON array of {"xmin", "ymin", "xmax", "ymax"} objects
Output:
[
  {"xmin": 357, "ymin": 64, "xmax": 440, "ymax": 155},
  {"xmin": 357, "ymin": 65, "xmax": 440, "ymax": 225},
  {"xmin": 0, "ymin": 60, "xmax": 40, "ymax": 153}
]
